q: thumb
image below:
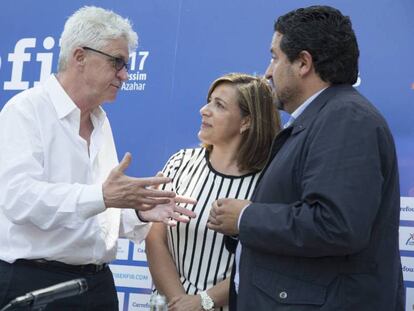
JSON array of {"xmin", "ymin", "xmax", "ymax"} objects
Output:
[
  {"xmin": 216, "ymin": 198, "xmax": 227, "ymax": 206},
  {"xmin": 118, "ymin": 152, "xmax": 132, "ymax": 173},
  {"xmin": 155, "ymin": 171, "xmax": 164, "ymax": 178}
]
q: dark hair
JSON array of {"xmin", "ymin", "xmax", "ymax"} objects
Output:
[
  {"xmin": 275, "ymin": 5, "xmax": 359, "ymax": 84},
  {"xmin": 204, "ymin": 73, "xmax": 281, "ymax": 172}
]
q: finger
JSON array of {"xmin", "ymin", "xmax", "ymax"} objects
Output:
[
  {"xmin": 207, "ymin": 215, "xmax": 220, "ymax": 226},
  {"xmin": 134, "ymin": 198, "xmax": 171, "ymax": 210},
  {"xmin": 168, "ymin": 296, "xmax": 179, "ymax": 305},
  {"xmin": 209, "ymin": 206, "xmax": 217, "ymax": 218},
  {"xmin": 171, "ymin": 213, "xmax": 190, "ymax": 223},
  {"xmin": 173, "ymin": 205, "xmax": 196, "ymax": 218},
  {"xmin": 168, "ymin": 304, "xmax": 177, "ymax": 310},
  {"xmin": 141, "ymin": 204, "xmax": 155, "ymax": 211},
  {"xmin": 149, "ymin": 172, "xmax": 165, "ymax": 190},
  {"xmin": 174, "ymin": 195, "xmax": 197, "ymax": 205},
  {"xmin": 143, "ymin": 188, "xmax": 176, "ymax": 198},
  {"xmin": 117, "ymin": 152, "xmax": 132, "ymax": 173},
  {"xmin": 212, "ymin": 200, "xmax": 226, "ymax": 215},
  {"xmin": 216, "ymin": 198, "xmax": 227, "ymax": 206},
  {"xmin": 165, "ymin": 218, "xmax": 178, "ymax": 227},
  {"xmin": 207, "ymin": 210, "xmax": 221, "ymax": 224},
  {"xmin": 138, "ymin": 176, "xmax": 173, "ymax": 188},
  {"xmin": 137, "ymin": 203, "xmax": 156, "ymax": 211},
  {"xmin": 207, "ymin": 222, "xmax": 222, "ymax": 233},
  {"xmin": 212, "ymin": 200, "xmax": 221, "ymax": 209}
]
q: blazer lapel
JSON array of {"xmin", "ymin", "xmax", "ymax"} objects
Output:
[
  {"xmin": 255, "ymin": 85, "xmax": 348, "ymax": 187},
  {"xmin": 291, "ymin": 84, "xmax": 352, "ymax": 135}
]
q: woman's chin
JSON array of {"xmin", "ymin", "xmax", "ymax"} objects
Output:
[{"xmin": 198, "ymin": 133, "xmax": 210, "ymax": 145}]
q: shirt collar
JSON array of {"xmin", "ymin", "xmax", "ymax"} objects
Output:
[
  {"xmin": 290, "ymin": 87, "xmax": 328, "ymax": 120},
  {"xmin": 44, "ymin": 74, "xmax": 106, "ymax": 127}
]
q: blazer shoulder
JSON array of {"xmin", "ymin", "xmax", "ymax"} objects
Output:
[{"xmin": 321, "ymin": 86, "xmax": 388, "ymax": 128}]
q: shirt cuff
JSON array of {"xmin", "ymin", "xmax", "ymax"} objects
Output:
[
  {"xmin": 77, "ymin": 184, "xmax": 106, "ymax": 219},
  {"xmin": 120, "ymin": 209, "xmax": 152, "ymax": 243},
  {"xmin": 136, "ymin": 211, "xmax": 149, "ymax": 223},
  {"xmin": 237, "ymin": 203, "xmax": 251, "ymax": 230}
]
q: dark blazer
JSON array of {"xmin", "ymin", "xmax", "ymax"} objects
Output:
[{"xmin": 235, "ymin": 85, "xmax": 404, "ymax": 311}]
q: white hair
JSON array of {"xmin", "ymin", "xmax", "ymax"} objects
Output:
[{"xmin": 58, "ymin": 6, "xmax": 138, "ymax": 71}]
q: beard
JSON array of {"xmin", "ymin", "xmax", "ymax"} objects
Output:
[
  {"xmin": 270, "ymin": 82, "xmax": 296, "ymax": 112},
  {"xmin": 267, "ymin": 79, "xmax": 284, "ymax": 110},
  {"xmin": 274, "ymin": 92, "xmax": 285, "ymax": 111},
  {"xmin": 277, "ymin": 86, "xmax": 298, "ymax": 113}
]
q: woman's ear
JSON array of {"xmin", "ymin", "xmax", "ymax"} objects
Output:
[{"xmin": 240, "ymin": 116, "xmax": 251, "ymax": 134}]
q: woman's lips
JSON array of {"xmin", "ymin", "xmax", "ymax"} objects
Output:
[{"xmin": 201, "ymin": 121, "xmax": 212, "ymax": 128}]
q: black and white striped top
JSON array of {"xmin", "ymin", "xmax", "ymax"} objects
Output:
[{"xmin": 162, "ymin": 148, "xmax": 261, "ymax": 310}]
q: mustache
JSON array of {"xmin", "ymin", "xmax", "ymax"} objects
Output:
[
  {"xmin": 267, "ymin": 78, "xmax": 285, "ymax": 110},
  {"xmin": 267, "ymin": 79, "xmax": 284, "ymax": 110}
]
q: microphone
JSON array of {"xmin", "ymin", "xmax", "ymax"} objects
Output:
[{"xmin": 1, "ymin": 278, "xmax": 88, "ymax": 310}]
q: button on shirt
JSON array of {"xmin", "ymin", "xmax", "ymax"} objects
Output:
[
  {"xmin": 0, "ymin": 74, "xmax": 149, "ymax": 265},
  {"xmin": 234, "ymin": 87, "xmax": 327, "ymax": 293}
]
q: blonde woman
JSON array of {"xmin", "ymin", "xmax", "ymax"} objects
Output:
[{"xmin": 146, "ymin": 73, "xmax": 281, "ymax": 311}]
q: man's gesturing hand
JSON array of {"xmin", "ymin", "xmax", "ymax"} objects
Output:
[
  {"xmin": 139, "ymin": 195, "xmax": 197, "ymax": 226},
  {"xmin": 102, "ymin": 153, "xmax": 176, "ymax": 210}
]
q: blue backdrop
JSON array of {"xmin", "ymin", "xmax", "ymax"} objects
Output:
[{"xmin": 1, "ymin": 1, "xmax": 413, "ymax": 310}]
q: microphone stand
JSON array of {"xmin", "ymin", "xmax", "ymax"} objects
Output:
[{"xmin": 0, "ymin": 278, "xmax": 88, "ymax": 311}]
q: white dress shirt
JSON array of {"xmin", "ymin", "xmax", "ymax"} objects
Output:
[
  {"xmin": 234, "ymin": 87, "xmax": 327, "ymax": 292},
  {"xmin": 0, "ymin": 74, "xmax": 149, "ymax": 265}
]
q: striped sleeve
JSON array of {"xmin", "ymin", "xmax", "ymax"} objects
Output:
[{"xmin": 160, "ymin": 149, "xmax": 185, "ymax": 191}]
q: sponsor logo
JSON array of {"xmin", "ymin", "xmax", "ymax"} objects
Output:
[
  {"xmin": 401, "ymin": 257, "xmax": 414, "ymax": 282},
  {"xmin": 400, "ymin": 197, "xmax": 414, "ymax": 221},
  {"xmin": 113, "ymin": 272, "xmax": 149, "ymax": 281},
  {"xmin": 133, "ymin": 241, "xmax": 147, "ymax": 262},
  {"xmin": 2, "ymin": 36, "xmax": 149, "ymax": 92},
  {"xmin": 400, "ymin": 227, "xmax": 414, "ymax": 250},
  {"xmin": 401, "ymin": 206, "xmax": 414, "ymax": 212},
  {"xmin": 129, "ymin": 294, "xmax": 152, "ymax": 310},
  {"xmin": 4, "ymin": 37, "xmax": 55, "ymax": 90},
  {"xmin": 122, "ymin": 51, "xmax": 148, "ymax": 92},
  {"xmin": 110, "ymin": 264, "xmax": 152, "ymax": 289},
  {"xmin": 132, "ymin": 302, "xmax": 150, "ymax": 308},
  {"xmin": 407, "ymin": 233, "xmax": 414, "ymax": 246}
]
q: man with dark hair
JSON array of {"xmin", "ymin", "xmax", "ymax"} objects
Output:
[{"xmin": 208, "ymin": 5, "xmax": 404, "ymax": 310}]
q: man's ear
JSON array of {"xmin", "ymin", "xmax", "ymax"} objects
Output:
[
  {"xmin": 296, "ymin": 50, "xmax": 313, "ymax": 77},
  {"xmin": 73, "ymin": 47, "xmax": 86, "ymax": 67}
]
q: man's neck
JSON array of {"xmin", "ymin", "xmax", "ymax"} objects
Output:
[{"xmin": 286, "ymin": 80, "xmax": 330, "ymax": 114}]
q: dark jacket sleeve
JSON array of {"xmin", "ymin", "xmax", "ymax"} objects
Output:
[{"xmin": 224, "ymin": 235, "xmax": 238, "ymax": 254}]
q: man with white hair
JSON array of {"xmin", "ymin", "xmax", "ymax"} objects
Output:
[{"xmin": 0, "ymin": 6, "xmax": 195, "ymax": 310}]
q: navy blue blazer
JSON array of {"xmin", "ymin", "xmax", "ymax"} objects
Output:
[{"xmin": 235, "ymin": 85, "xmax": 404, "ymax": 310}]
